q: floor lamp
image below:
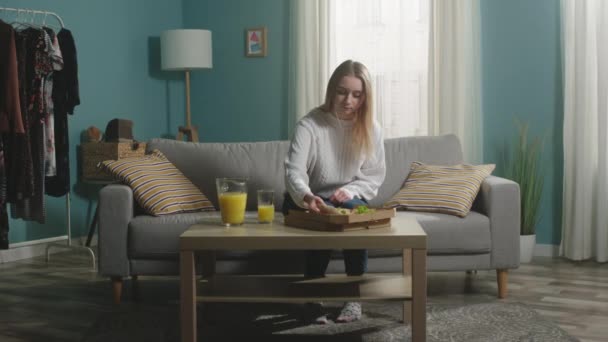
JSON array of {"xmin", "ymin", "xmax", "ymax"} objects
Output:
[{"xmin": 161, "ymin": 29, "xmax": 213, "ymax": 142}]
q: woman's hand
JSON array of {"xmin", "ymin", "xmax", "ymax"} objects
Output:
[
  {"xmin": 329, "ymin": 188, "xmax": 353, "ymax": 205},
  {"xmin": 303, "ymin": 194, "xmax": 326, "ymax": 213}
]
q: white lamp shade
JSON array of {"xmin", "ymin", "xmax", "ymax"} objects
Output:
[{"xmin": 161, "ymin": 29, "xmax": 212, "ymax": 70}]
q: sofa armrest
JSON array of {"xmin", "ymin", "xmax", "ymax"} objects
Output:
[
  {"xmin": 473, "ymin": 176, "xmax": 521, "ymax": 269},
  {"xmin": 98, "ymin": 184, "xmax": 134, "ymax": 278}
]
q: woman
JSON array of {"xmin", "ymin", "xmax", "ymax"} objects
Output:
[{"xmin": 284, "ymin": 60, "xmax": 386, "ymax": 323}]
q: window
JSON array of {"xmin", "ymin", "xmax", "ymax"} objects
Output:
[{"xmin": 329, "ymin": 0, "xmax": 430, "ymax": 138}]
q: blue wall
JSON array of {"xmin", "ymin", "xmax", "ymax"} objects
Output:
[
  {"xmin": 4, "ymin": 0, "xmax": 564, "ymax": 247},
  {"xmin": 481, "ymin": 0, "xmax": 563, "ymax": 244},
  {"xmin": 182, "ymin": 0, "xmax": 565, "ymax": 244},
  {"xmin": 183, "ymin": 0, "xmax": 290, "ymax": 142},
  {"xmin": 3, "ymin": 0, "xmax": 184, "ymax": 243}
]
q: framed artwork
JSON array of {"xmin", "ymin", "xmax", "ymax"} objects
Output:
[{"xmin": 245, "ymin": 27, "xmax": 267, "ymax": 57}]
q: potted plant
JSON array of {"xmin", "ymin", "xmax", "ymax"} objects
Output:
[{"xmin": 504, "ymin": 120, "xmax": 544, "ymax": 263}]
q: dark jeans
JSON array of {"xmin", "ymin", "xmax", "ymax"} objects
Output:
[{"xmin": 283, "ymin": 193, "xmax": 368, "ymax": 277}]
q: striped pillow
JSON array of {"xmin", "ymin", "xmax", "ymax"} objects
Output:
[
  {"xmin": 384, "ymin": 162, "xmax": 495, "ymax": 217},
  {"xmin": 99, "ymin": 149, "xmax": 215, "ymax": 216}
]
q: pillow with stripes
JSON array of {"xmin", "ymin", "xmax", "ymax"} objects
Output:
[
  {"xmin": 99, "ymin": 149, "xmax": 215, "ymax": 216},
  {"xmin": 384, "ymin": 162, "xmax": 495, "ymax": 218}
]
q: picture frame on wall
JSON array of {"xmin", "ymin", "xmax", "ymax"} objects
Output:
[{"xmin": 245, "ymin": 27, "xmax": 267, "ymax": 57}]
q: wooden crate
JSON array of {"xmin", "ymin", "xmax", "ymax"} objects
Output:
[
  {"xmin": 81, "ymin": 142, "xmax": 147, "ymax": 181},
  {"xmin": 284, "ymin": 208, "xmax": 396, "ymax": 232}
]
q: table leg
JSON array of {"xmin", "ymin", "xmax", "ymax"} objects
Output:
[
  {"xmin": 411, "ymin": 248, "xmax": 427, "ymax": 342},
  {"xmin": 180, "ymin": 250, "xmax": 196, "ymax": 342},
  {"xmin": 402, "ymin": 248, "xmax": 412, "ymax": 324}
]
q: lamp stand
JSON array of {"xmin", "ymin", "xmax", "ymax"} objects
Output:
[{"xmin": 176, "ymin": 70, "xmax": 199, "ymax": 142}]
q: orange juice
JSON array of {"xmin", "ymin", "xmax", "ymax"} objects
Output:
[
  {"xmin": 219, "ymin": 192, "xmax": 247, "ymax": 225},
  {"xmin": 257, "ymin": 204, "xmax": 275, "ymax": 223}
]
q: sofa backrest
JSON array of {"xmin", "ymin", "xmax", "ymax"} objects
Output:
[
  {"xmin": 147, "ymin": 134, "xmax": 463, "ymax": 210},
  {"xmin": 370, "ymin": 134, "xmax": 463, "ymax": 207},
  {"xmin": 147, "ymin": 139, "xmax": 291, "ymax": 211}
]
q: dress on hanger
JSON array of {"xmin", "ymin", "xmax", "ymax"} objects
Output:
[
  {"xmin": 46, "ymin": 28, "xmax": 79, "ymax": 197},
  {"xmin": 0, "ymin": 20, "xmax": 24, "ymax": 249},
  {"xmin": 10, "ymin": 27, "xmax": 52, "ymax": 223}
]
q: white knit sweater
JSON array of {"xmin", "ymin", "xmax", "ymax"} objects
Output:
[{"xmin": 285, "ymin": 108, "xmax": 386, "ymax": 208}]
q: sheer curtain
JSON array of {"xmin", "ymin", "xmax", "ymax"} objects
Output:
[
  {"xmin": 287, "ymin": 0, "xmax": 332, "ymax": 137},
  {"xmin": 428, "ymin": 0, "xmax": 482, "ymax": 164},
  {"xmin": 560, "ymin": 0, "xmax": 608, "ymax": 262},
  {"xmin": 330, "ymin": 0, "xmax": 430, "ymax": 138},
  {"xmin": 289, "ymin": 0, "xmax": 430, "ymax": 138},
  {"xmin": 288, "ymin": 0, "xmax": 481, "ymax": 157}
]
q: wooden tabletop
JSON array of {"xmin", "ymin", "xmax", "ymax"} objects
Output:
[{"xmin": 180, "ymin": 214, "xmax": 426, "ymax": 251}]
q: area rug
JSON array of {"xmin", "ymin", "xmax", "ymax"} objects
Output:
[{"xmin": 83, "ymin": 301, "xmax": 579, "ymax": 342}]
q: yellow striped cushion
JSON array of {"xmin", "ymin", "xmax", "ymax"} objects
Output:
[
  {"xmin": 99, "ymin": 149, "xmax": 215, "ymax": 216},
  {"xmin": 384, "ymin": 162, "xmax": 495, "ymax": 217}
]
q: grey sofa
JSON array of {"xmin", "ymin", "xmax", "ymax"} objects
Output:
[{"xmin": 98, "ymin": 134, "xmax": 520, "ymax": 303}]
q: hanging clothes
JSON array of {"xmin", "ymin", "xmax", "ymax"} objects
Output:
[
  {"xmin": 10, "ymin": 27, "xmax": 52, "ymax": 223},
  {"xmin": 0, "ymin": 138, "xmax": 7, "ymax": 249},
  {"xmin": 0, "ymin": 140, "xmax": 7, "ymax": 249},
  {"xmin": 0, "ymin": 20, "xmax": 24, "ymax": 135},
  {"xmin": 6, "ymin": 28, "xmax": 35, "ymax": 204},
  {"xmin": 46, "ymin": 28, "xmax": 79, "ymax": 197},
  {"xmin": 0, "ymin": 14, "xmax": 80, "ymax": 247},
  {"xmin": 42, "ymin": 27, "xmax": 63, "ymax": 178},
  {"xmin": 0, "ymin": 19, "xmax": 24, "ymax": 249}
]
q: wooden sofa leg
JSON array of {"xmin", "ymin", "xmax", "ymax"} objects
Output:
[
  {"xmin": 496, "ymin": 269, "xmax": 508, "ymax": 299},
  {"xmin": 112, "ymin": 277, "xmax": 123, "ymax": 304}
]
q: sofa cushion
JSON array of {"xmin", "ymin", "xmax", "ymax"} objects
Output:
[
  {"xmin": 129, "ymin": 211, "xmax": 490, "ymax": 259},
  {"xmin": 366, "ymin": 211, "xmax": 491, "ymax": 257},
  {"xmin": 384, "ymin": 162, "xmax": 495, "ymax": 217},
  {"xmin": 129, "ymin": 212, "xmax": 220, "ymax": 258},
  {"xmin": 398, "ymin": 210, "xmax": 491, "ymax": 254},
  {"xmin": 129, "ymin": 212, "xmax": 302, "ymax": 263},
  {"xmin": 100, "ymin": 150, "xmax": 215, "ymax": 216}
]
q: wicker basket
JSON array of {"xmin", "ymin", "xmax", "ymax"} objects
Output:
[{"xmin": 81, "ymin": 142, "xmax": 147, "ymax": 181}]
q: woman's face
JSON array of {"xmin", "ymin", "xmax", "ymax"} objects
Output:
[{"xmin": 332, "ymin": 75, "xmax": 365, "ymax": 119}]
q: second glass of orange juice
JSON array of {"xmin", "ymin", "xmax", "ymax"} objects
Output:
[
  {"xmin": 216, "ymin": 178, "xmax": 248, "ymax": 226},
  {"xmin": 257, "ymin": 189, "xmax": 275, "ymax": 223}
]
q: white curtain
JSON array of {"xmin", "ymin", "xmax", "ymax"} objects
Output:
[
  {"xmin": 330, "ymin": 0, "xmax": 430, "ymax": 139},
  {"xmin": 428, "ymin": 0, "xmax": 482, "ymax": 164},
  {"xmin": 287, "ymin": 0, "xmax": 332, "ymax": 137},
  {"xmin": 288, "ymin": 0, "xmax": 482, "ymax": 155},
  {"xmin": 289, "ymin": 0, "xmax": 430, "ymax": 139},
  {"xmin": 560, "ymin": 0, "xmax": 608, "ymax": 262}
]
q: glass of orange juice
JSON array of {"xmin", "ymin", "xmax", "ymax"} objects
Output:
[
  {"xmin": 257, "ymin": 189, "xmax": 275, "ymax": 223},
  {"xmin": 216, "ymin": 178, "xmax": 248, "ymax": 226}
]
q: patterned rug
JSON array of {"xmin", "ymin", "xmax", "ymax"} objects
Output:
[{"xmin": 83, "ymin": 301, "xmax": 578, "ymax": 342}]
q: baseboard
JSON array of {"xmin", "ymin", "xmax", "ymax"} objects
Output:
[
  {"xmin": 534, "ymin": 243, "xmax": 559, "ymax": 257},
  {"xmin": 0, "ymin": 235, "xmax": 97, "ymax": 264}
]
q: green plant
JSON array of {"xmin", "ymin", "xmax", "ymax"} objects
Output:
[{"xmin": 504, "ymin": 120, "xmax": 544, "ymax": 235}]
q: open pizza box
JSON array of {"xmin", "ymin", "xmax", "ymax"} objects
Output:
[{"xmin": 284, "ymin": 208, "xmax": 396, "ymax": 232}]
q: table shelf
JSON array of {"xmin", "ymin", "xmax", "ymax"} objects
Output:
[{"xmin": 197, "ymin": 274, "xmax": 412, "ymax": 303}]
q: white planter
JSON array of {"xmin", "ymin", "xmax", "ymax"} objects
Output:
[{"xmin": 520, "ymin": 234, "xmax": 536, "ymax": 263}]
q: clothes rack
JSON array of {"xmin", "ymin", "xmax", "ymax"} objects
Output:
[{"xmin": 0, "ymin": 7, "xmax": 95, "ymax": 269}]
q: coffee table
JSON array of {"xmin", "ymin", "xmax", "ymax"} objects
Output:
[{"xmin": 179, "ymin": 215, "xmax": 427, "ymax": 341}]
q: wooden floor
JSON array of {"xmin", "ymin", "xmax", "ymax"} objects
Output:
[{"xmin": 0, "ymin": 252, "xmax": 606, "ymax": 342}]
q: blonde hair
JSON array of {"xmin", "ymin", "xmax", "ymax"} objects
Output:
[{"xmin": 321, "ymin": 60, "xmax": 374, "ymax": 157}]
